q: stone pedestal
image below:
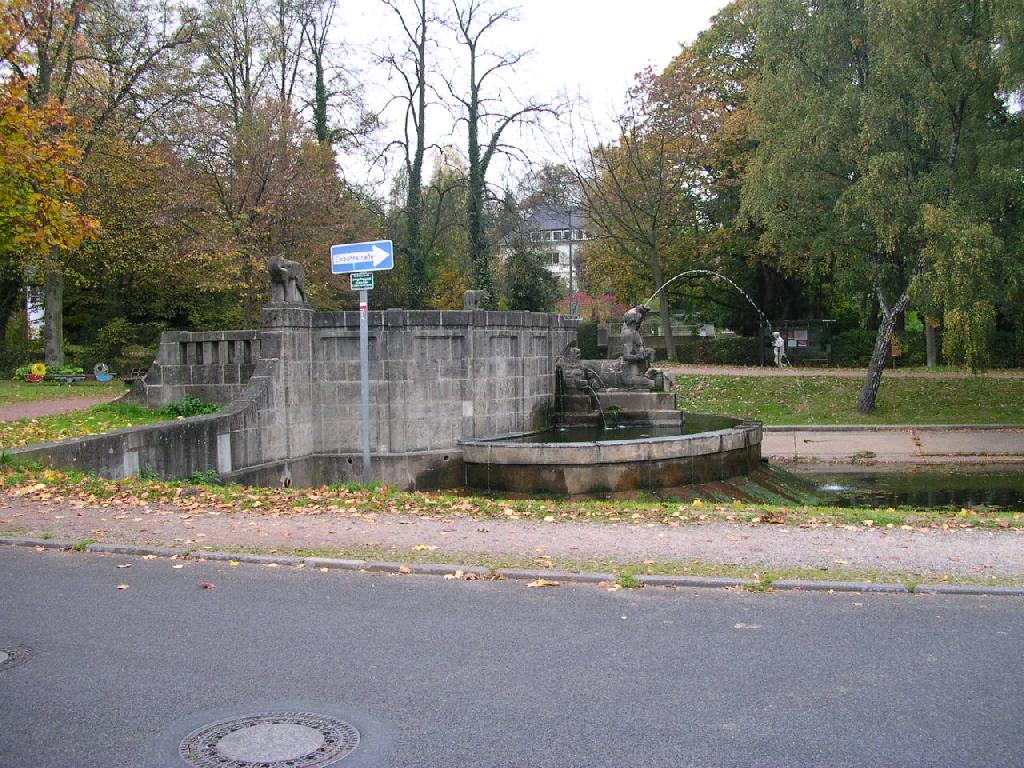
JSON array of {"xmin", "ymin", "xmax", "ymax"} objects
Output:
[{"xmin": 259, "ymin": 303, "xmax": 315, "ymax": 467}]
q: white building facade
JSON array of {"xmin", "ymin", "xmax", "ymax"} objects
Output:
[{"xmin": 511, "ymin": 207, "xmax": 593, "ymax": 289}]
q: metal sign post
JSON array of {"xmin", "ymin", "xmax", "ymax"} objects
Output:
[
  {"xmin": 359, "ymin": 289, "xmax": 371, "ymax": 483},
  {"xmin": 329, "ymin": 239, "xmax": 395, "ymax": 486}
]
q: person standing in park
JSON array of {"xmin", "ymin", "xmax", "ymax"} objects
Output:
[{"xmin": 772, "ymin": 331, "xmax": 788, "ymax": 367}]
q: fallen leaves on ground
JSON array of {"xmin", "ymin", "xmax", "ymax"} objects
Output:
[
  {"xmin": 199, "ymin": 581, "xmax": 215, "ymax": 589},
  {"xmin": 527, "ymin": 579, "xmax": 561, "ymax": 588},
  {"xmin": 2, "ymin": 465, "xmax": 1022, "ymax": 533}
]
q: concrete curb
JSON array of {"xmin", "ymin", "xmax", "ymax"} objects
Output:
[
  {"xmin": 86, "ymin": 543, "xmax": 188, "ymax": 558},
  {"xmin": 496, "ymin": 568, "xmax": 616, "ymax": 584},
  {"xmin": 0, "ymin": 536, "xmax": 73, "ymax": 550},
  {"xmin": 2, "ymin": 536, "xmax": 1023, "ymax": 596},
  {"xmin": 198, "ymin": 551, "xmax": 304, "ymax": 566},
  {"xmin": 305, "ymin": 557, "xmax": 368, "ymax": 570},
  {"xmin": 913, "ymin": 583, "xmax": 1024, "ymax": 596},
  {"xmin": 771, "ymin": 579, "xmax": 909, "ymax": 593},
  {"xmin": 637, "ymin": 574, "xmax": 755, "ymax": 588}
]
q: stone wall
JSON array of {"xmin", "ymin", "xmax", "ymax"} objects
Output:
[
  {"xmin": 15, "ymin": 305, "xmax": 577, "ymax": 489},
  {"xmin": 311, "ymin": 308, "xmax": 574, "ymax": 455},
  {"xmin": 15, "ymin": 358, "xmax": 273, "ymax": 481},
  {"xmin": 129, "ymin": 330, "xmax": 261, "ymax": 408}
]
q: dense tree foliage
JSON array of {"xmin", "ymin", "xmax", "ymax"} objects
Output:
[
  {"xmin": 0, "ymin": 0, "xmax": 97, "ymax": 367},
  {"xmin": 1, "ymin": 0, "xmax": 1021, "ymax": 407},
  {"xmin": 572, "ymin": 0, "xmax": 1022, "ymax": 409},
  {"xmin": 743, "ymin": 0, "xmax": 1023, "ymax": 409}
]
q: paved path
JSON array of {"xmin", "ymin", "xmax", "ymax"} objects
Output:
[
  {"xmin": 666, "ymin": 364, "xmax": 1024, "ymax": 378},
  {"xmin": 764, "ymin": 425, "xmax": 1024, "ymax": 465},
  {"xmin": 0, "ymin": 394, "xmax": 120, "ymax": 422},
  {"xmin": 3, "ymin": 494, "xmax": 1022, "ymax": 579},
  {"xmin": 1, "ymin": 546, "xmax": 1022, "ymax": 768}
]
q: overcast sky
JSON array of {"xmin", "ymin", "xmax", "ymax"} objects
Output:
[{"xmin": 340, "ymin": 0, "xmax": 732, "ymax": 186}]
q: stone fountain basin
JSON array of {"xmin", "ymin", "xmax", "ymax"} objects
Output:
[{"xmin": 459, "ymin": 413, "xmax": 763, "ymax": 495}]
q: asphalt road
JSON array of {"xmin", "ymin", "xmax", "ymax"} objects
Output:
[{"xmin": 1, "ymin": 547, "xmax": 1022, "ymax": 768}]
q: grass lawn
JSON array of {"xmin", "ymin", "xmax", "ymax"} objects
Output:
[
  {"xmin": 0, "ymin": 403, "xmax": 169, "ymax": 450},
  {"xmin": 0, "ymin": 379, "xmax": 128, "ymax": 404},
  {"xmin": 674, "ymin": 373, "xmax": 1024, "ymax": 424}
]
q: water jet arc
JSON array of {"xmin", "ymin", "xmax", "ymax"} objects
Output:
[{"xmin": 643, "ymin": 269, "xmax": 772, "ymax": 333}]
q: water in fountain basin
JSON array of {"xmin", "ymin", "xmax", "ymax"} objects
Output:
[{"xmin": 515, "ymin": 414, "xmax": 740, "ymax": 443}]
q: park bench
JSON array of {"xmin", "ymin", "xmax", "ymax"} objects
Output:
[{"xmin": 43, "ymin": 373, "xmax": 86, "ymax": 385}]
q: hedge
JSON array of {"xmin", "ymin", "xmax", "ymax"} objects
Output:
[
  {"xmin": 670, "ymin": 336, "xmax": 761, "ymax": 365},
  {"xmin": 576, "ymin": 320, "xmax": 600, "ymax": 359}
]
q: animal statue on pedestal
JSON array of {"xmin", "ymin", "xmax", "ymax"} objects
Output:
[{"xmin": 268, "ymin": 254, "xmax": 307, "ymax": 304}]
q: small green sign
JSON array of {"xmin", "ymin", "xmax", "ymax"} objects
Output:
[{"xmin": 350, "ymin": 272, "xmax": 374, "ymax": 291}]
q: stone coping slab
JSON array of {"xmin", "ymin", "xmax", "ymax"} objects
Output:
[{"xmin": 460, "ymin": 420, "xmax": 762, "ymax": 467}]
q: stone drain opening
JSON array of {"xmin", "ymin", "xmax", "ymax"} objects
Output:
[{"xmin": 179, "ymin": 712, "xmax": 359, "ymax": 768}]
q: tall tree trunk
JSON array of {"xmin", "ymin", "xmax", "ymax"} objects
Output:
[
  {"xmin": 649, "ymin": 256, "xmax": 674, "ymax": 361},
  {"xmin": 857, "ymin": 291, "xmax": 909, "ymax": 413},
  {"xmin": 404, "ymin": 3, "xmax": 428, "ymax": 309},
  {"xmin": 43, "ymin": 270, "xmax": 64, "ymax": 367},
  {"xmin": 466, "ymin": 90, "xmax": 493, "ymax": 303},
  {"xmin": 0, "ymin": 271, "xmax": 21, "ymax": 348},
  {"xmin": 312, "ymin": 58, "xmax": 329, "ymax": 144},
  {"xmin": 924, "ymin": 317, "xmax": 938, "ymax": 368}
]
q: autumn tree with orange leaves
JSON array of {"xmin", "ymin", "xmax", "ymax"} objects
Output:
[{"xmin": 0, "ymin": 0, "xmax": 97, "ymax": 355}]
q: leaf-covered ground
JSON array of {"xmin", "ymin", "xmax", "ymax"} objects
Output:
[
  {"xmin": 674, "ymin": 374, "xmax": 1024, "ymax": 425},
  {"xmin": 2, "ymin": 467, "xmax": 1023, "ymax": 586},
  {"xmin": 1, "ymin": 465, "xmax": 1020, "ymax": 531},
  {"xmin": 0, "ymin": 404, "xmax": 169, "ymax": 450}
]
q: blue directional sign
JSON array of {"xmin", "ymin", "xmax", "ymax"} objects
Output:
[{"xmin": 330, "ymin": 239, "xmax": 395, "ymax": 275}]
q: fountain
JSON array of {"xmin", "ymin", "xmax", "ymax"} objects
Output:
[
  {"xmin": 14, "ymin": 258, "xmax": 764, "ymax": 495},
  {"xmin": 459, "ymin": 300, "xmax": 763, "ymax": 495},
  {"xmin": 642, "ymin": 269, "xmax": 773, "ymax": 333}
]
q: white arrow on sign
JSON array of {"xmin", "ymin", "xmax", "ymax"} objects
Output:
[{"xmin": 332, "ymin": 244, "xmax": 391, "ymax": 267}]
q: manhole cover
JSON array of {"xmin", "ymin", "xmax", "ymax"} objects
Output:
[
  {"xmin": 179, "ymin": 712, "xmax": 359, "ymax": 768},
  {"xmin": 0, "ymin": 646, "xmax": 30, "ymax": 672}
]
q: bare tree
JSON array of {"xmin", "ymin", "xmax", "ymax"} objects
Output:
[
  {"xmin": 269, "ymin": 0, "xmax": 307, "ymax": 107},
  {"xmin": 200, "ymin": 0, "xmax": 272, "ymax": 128},
  {"xmin": 569, "ymin": 70, "xmax": 710, "ymax": 360},
  {"xmin": 447, "ymin": 0, "xmax": 553, "ymax": 303},
  {"xmin": 302, "ymin": 0, "xmax": 337, "ymax": 144},
  {"xmin": 378, "ymin": 0, "xmax": 436, "ymax": 306}
]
